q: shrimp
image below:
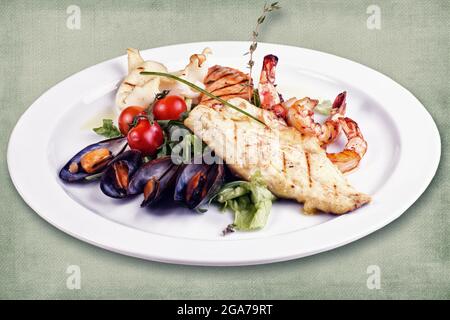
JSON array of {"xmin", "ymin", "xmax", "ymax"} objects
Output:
[
  {"xmin": 258, "ymin": 54, "xmax": 282, "ymax": 110},
  {"xmin": 286, "ymin": 91, "xmax": 347, "ymax": 146},
  {"xmin": 286, "ymin": 91, "xmax": 366, "ymax": 173},
  {"xmin": 327, "ymin": 117, "xmax": 368, "ymax": 173}
]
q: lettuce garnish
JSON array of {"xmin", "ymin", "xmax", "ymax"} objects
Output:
[{"xmin": 215, "ymin": 172, "xmax": 276, "ymax": 233}]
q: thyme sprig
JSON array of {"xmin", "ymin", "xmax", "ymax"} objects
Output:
[{"xmin": 245, "ymin": 2, "xmax": 281, "ymax": 98}]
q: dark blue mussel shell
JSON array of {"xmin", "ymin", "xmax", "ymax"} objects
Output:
[
  {"xmin": 127, "ymin": 156, "xmax": 181, "ymax": 207},
  {"xmin": 100, "ymin": 150, "xmax": 143, "ymax": 199},
  {"xmin": 174, "ymin": 161, "xmax": 225, "ymax": 210},
  {"xmin": 59, "ymin": 137, "xmax": 127, "ymax": 182}
]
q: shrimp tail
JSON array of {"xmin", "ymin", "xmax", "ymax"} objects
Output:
[
  {"xmin": 321, "ymin": 91, "xmax": 347, "ymax": 146},
  {"xmin": 331, "ymin": 91, "xmax": 347, "ymax": 116},
  {"xmin": 258, "ymin": 54, "xmax": 281, "ymax": 110},
  {"xmin": 261, "ymin": 55, "xmax": 278, "ymax": 84}
]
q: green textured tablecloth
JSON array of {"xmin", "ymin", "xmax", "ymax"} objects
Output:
[{"xmin": 0, "ymin": 0, "xmax": 448, "ymax": 299}]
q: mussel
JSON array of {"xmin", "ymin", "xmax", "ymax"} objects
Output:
[
  {"xmin": 59, "ymin": 137, "xmax": 128, "ymax": 182},
  {"xmin": 128, "ymin": 156, "xmax": 181, "ymax": 207},
  {"xmin": 174, "ymin": 161, "xmax": 225, "ymax": 210},
  {"xmin": 100, "ymin": 150, "xmax": 143, "ymax": 198}
]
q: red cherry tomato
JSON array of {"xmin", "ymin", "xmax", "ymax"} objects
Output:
[
  {"xmin": 152, "ymin": 96, "xmax": 187, "ymax": 120},
  {"xmin": 118, "ymin": 106, "xmax": 146, "ymax": 135},
  {"xmin": 271, "ymin": 103, "xmax": 287, "ymax": 119},
  {"xmin": 127, "ymin": 119, "xmax": 164, "ymax": 156}
]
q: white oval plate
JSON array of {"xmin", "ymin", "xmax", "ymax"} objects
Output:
[{"xmin": 8, "ymin": 42, "xmax": 440, "ymax": 266}]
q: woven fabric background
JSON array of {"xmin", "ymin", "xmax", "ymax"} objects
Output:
[{"xmin": 0, "ymin": 0, "xmax": 448, "ymax": 299}]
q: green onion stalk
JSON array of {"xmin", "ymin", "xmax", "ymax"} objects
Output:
[{"xmin": 140, "ymin": 71, "xmax": 265, "ymax": 126}]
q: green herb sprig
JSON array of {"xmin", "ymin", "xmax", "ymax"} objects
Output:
[
  {"xmin": 93, "ymin": 119, "xmax": 122, "ymax": 138},
  {"xmin": 245, "ymin": 2, "xmax": 281, "ymax": 96},
  {"xmin": 140, "ymin": 71, "xmax": 265, "ymax": 126}
]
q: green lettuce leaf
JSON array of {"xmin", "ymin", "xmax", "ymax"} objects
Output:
[
  {"xmin": 215, "ymin": 172, "xmax": 276, "ymax": 231},
  {"xmin": 315, "ymin": 99, "xmax": 332, "ymax": 115}
]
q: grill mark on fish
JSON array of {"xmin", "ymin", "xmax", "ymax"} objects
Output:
[
  {"xmin": 305, "ymin": 152, "xmax": 312, "ymax": 188},
  {"xmin": 282, "ymin": 152, "xmax": 287, "ymax": 174}
]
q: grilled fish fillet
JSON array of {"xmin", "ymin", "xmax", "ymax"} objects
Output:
[{"xmin": 184, "ymin": 98, "xmax": 371, "ymax": 214}]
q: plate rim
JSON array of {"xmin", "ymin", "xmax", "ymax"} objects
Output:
[{"xmin": 7, "ymin": 41, "xmax": 441, "ymax": 266}]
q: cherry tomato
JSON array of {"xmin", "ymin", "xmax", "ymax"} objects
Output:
[
  {"xmin": 118, "ymin": 106, "xmax": 146, "ymax": 135},
  {"xmin": 271, "ymin": 103, "xmax": 287, "ymax": 119},
  {"xmin": 153, "ymin": 96, "xmax": 187, "ymax": 120},
  {"xmin": 127, "ymin": 119, "xmax": 164, "ymax": 156}
]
